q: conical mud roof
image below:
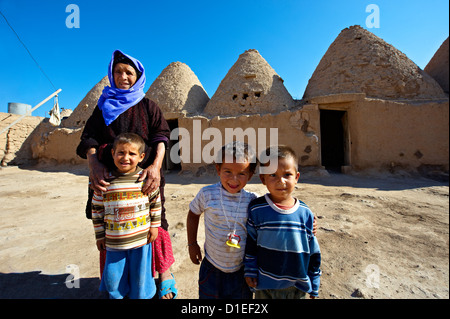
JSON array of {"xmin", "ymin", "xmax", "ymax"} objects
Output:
[
  {"xmin": 425, "ymin": 37, "xmax": 449, "ymax": 94},
  {"xmin": 146, "ymin": 62, "xmax": 209, "ymax": 115},
  {"xmin": 203, "ymin": 49, "xmax": 294, "ymax": 117},
  {"xmin": 303, "ymin": 25, "xmax": 447, "ymax": 100},
  {"xmin": 63, "ymin": 76, "xmax": 110, "ymax": 128}
]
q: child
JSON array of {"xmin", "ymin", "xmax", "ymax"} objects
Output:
[
  {"xmin": 92, "ymin": 133, "xmax": 161, "ymax": 299},
  {"xmin": 244, "ymin": 145, "xmax": 321, "ymax": 299},
  {"xmin": 187, "ymin": 141, "xmax": 258, "ymax": 299}
]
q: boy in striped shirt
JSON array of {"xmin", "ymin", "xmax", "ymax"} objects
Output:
[
  {"xmin": 92, "ymin": 133, "xmax": 161, "ymax": 299},
  {"xmin": 187, "ymin": 142, "xmax": 258, "ymax": 299},
  {"xmin": 244, "ymin": 146, "xmax": 321, "ymax": 299}
]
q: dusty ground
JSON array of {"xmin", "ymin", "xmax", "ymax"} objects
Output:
[{"xmin": 0, "ymin": 164, "xmax": 448, "ymax": 299}]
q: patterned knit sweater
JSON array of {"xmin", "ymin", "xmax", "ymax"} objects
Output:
[{"xmin": 92, "ymin": 168, "xmax": 161, "ymax": 250}]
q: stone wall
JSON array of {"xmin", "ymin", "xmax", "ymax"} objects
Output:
[
  {"xmin": 176, "ymin": 105, "xmax": 321, "ymax": 174},
  {"xmin": 30, "ymin": 127, "xmax": 85, "ymax": 165},
  {"xmin": 172, "ymin": 94, "xmax": 448, "ymax": 176},
  {"xmin": 308, "ymin": 94, "xmax": 449, "ymax": 173},
  {"xmin": 0, "ymin": 112, "xmax": 85, "ymax": 166},
  {"xmin": 0, "ymin": 112, "xmax": 47, "ymax": 166}
]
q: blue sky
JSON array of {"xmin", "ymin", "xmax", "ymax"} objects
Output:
[{"xmin": 0, "ymin": 0, "xmax": 448, "ymax": 118}]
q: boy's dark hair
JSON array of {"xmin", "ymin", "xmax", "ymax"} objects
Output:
[
  {"xmin": 113, "ymin": 133, "xmax": 146, "ymax": 154},
  {"xmin": 215, "ymin": 141, "xmax": 258, "ymax": 174},
  {"xmin": 260, "ymin": 145, "xmax": 298, "ymax": 173}
]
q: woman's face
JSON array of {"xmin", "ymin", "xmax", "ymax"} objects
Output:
[{"xmin": 113, "ymin": 63, "xmax": 137, "ymax": 90}]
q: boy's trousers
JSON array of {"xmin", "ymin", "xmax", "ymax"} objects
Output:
[
  {"xmin": 255, "ymin": 286, "xmax": 306, "ymax": 299},
  {"xmin": 198, "ymin": 257, "xmax": 252, "ymax": 299},
  {"xmin": 100, "ymin": 243, "xmax": 156, "ymax": 299}
]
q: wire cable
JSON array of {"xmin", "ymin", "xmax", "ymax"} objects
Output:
[{"xmin": 0, "ymin": 9, "xmax": 57, "ymax": 91}]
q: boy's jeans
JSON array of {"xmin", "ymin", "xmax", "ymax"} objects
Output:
[
  {"xmin": 100, "ymin": 243, "xmax": 156, "ymax": 299},
  {"xmin": 198, "ymin": 257, "xmax": 252, "ymax": 299},
  {"xmin": 255, "ymin": 286, "xmax": 306, "ymax": 299}
]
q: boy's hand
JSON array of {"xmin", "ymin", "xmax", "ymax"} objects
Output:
[
  {"xmin": 188, "ymin": 242, "xmax": 202, "ymax": 264},
  {"xmin": 148, "ymin": 227, "xmax": 158, "ymax": 243},
  {"xmin": 245, "ymin": 277, "xmax": 258, "ymax": 288},
  {"xmin": 313, "ymin": 215, "xmax": 318, "ymax": 236},
  {"xmin": 96, "ymin": 238, "xmax": 106, "ymax": 251}
]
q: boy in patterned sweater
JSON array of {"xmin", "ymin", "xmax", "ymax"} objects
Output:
[
  {"xmin": 244, "ymin": 145, "xmax": 321, "ymax": 299},
  {"xmin": 92, "ymin": 133, "xmax": 161, "ymax": 299}
]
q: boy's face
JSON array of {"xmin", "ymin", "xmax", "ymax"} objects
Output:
[
  {"xmin": 111, "ymin": 142, "xmax": 145, "ymax": 174},
  {"xmin": 216, "ymin": 160, "xmax": 253, "ymax": 194},
  {"xmin": 260, "ymin": 156, "xmax": 300, "ymax": 204}
]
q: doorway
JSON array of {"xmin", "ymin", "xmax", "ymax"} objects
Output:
[
  {"xmin": 163, "ymin": 119, "xmax": 181, "ymax": 171},
  {"xmin": 320, "ymin": 110, "xmax": 347, "ymax": 172}
]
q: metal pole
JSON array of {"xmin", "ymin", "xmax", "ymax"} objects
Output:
[{"xmin": 0, "ymin": 88, "xmax": 62, "ymax": 136}]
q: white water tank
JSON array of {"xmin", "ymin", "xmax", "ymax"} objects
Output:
[{"xmin": 8, "ymin": 102, "xmax": 32, "ymax": 115}]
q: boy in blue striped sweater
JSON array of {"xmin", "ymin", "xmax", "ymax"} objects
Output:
[{"xmin": 244, "ymin": 145, "xmax": 321, "ymax": 299}]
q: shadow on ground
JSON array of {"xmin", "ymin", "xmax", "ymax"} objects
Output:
[{"xmin": 0, "ymin": 271, "xmax": 106, "ymax": 299}]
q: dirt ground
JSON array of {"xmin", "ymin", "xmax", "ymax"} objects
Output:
[{"xmin": 0, "ymin": 164, "xmax": 448, "ymax": 299}]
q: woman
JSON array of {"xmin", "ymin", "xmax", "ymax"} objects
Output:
[{"xmin": 77, "ymin": 50, "xmax": 177, "ymax": 299}]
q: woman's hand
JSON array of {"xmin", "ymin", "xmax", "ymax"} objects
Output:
[
  {"xmin": 139, "ymin": 142, "xmax": 165, "ymax": 195},
  {"xmin": 87, "ymin": 148, "xmax": 110, "ymax": 193},
  {"xmin": 139, "ymin": 164, "xmax": 160, "ymax": 195}
]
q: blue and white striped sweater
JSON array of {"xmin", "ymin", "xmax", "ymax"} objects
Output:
[{"xmin": 244, "ymin": 195, "xmax": 321, "ymax": 297}]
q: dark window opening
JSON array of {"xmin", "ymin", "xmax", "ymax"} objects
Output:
[{"xmin": 242, "ymin": 93, "xmax": 249, "ymax": 100}]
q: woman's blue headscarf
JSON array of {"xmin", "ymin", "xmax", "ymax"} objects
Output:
[{"xmin": 98, "ymin": 50, "xmax": 146, "ymax": 126}]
